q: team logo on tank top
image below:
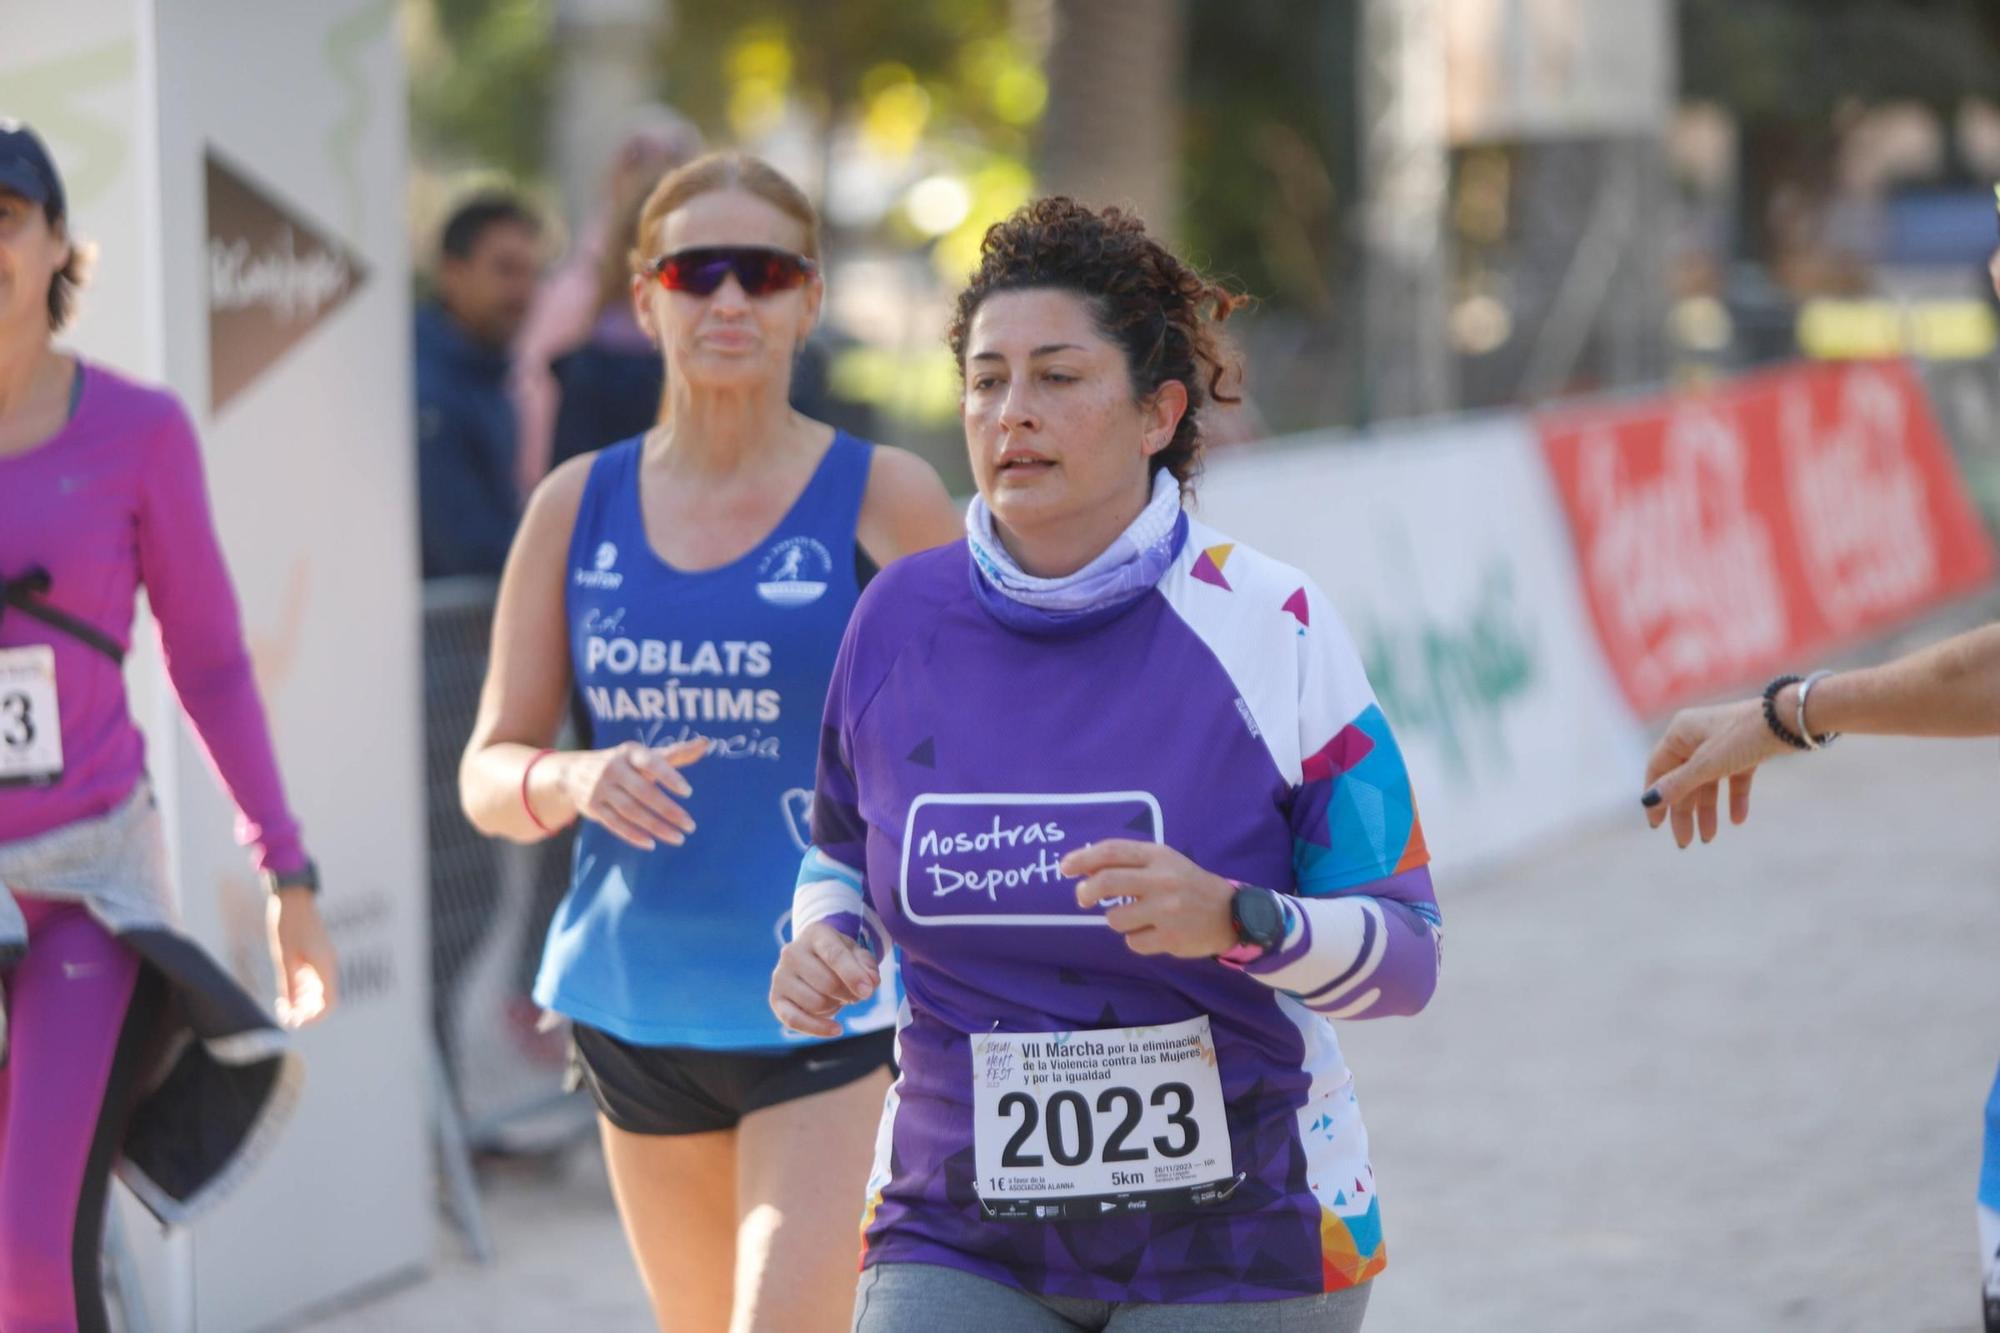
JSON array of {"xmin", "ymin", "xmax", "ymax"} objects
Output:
[
  {"xmin": 574, "ymin": 540, "xmax": 623, "ymax": 589},
  {"xmin": 755, "ymin": 535, "xmax": 832, "ymax": 607}
]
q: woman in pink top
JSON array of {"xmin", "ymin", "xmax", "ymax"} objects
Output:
[{"xmin": 0, "ymin": 122, "xmax": 337, "ymax": 1332}]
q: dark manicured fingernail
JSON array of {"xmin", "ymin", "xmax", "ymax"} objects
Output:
[{"xmin": 1640, "ymin": 788, "xmax": 1662, "ymax": 808}]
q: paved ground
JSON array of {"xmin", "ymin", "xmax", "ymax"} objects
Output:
[{"xmin": 294, "ymin": 731, "xmax": 2000, "ymax": 1333}]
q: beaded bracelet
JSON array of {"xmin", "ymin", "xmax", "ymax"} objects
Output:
[{"xmin": 1760, "ymin": 675, "xmax": 1809, "ymax": 750}]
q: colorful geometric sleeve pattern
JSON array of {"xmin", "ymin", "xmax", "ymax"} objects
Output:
[
  {"xmin": 1275, "ymin": 995, "xmax": 1390, "ymax": 1290},
  {"xmin": 1164, "ymin": 525, "xmax": 1441, "ymax": 1022},
  {"xmin": 1236, "ymin": 867, "xmax": 1439, "ymax": 1019},
  {"xmin": 792, "ymin": 846, "xmax": 884, "ymax": 957},
  {"xmin": 1292, "ymin": 703, "xmax": 1429, "ymax": 891}
]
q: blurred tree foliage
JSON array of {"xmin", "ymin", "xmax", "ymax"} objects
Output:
[
  {"xmin": 664, "ymin": 0, "xmax": 1046, "ymax": 289},
  {"xmin": 402, "ymin": 0, "xmax": 1376, "ymax": 432},
  {"xmin": 1179, "ymin": 0, "xmax": 1357, "ymax": 318},
  {"xmin": 403, "ymin": 0, "xmax": 1365, "ymax": 316},
  {"xmin": 405, "ymin": 0, "xmax": 557, "ymax": 182},
  {"xmin": 659, "ymin": 0, "xmax": 1037, "ymax": 152},
  {"xmin": 1681, "ymin": 0, "xmax": 2000, "ymax": 121},
  {"xmin": 1681, "ymin": 0, "xmax": 2000, "ymax": 265}
]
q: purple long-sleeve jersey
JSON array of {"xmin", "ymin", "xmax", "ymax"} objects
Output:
[{"xmin": 799, "ymin": 520, "xmax": 1440, "ymax": 1305}]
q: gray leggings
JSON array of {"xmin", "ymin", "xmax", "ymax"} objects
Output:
[{"xmin": 852, "ymin": 1261, "xmax": 1371, "ymax": 1333}]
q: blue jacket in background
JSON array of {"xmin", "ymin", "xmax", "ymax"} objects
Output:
[
  {"xmin": 415, "ymin": 302, "xmax": 520, "ymax": 579},
  {"xmin": 550, "ymin": 337, "xmax": 661, "ymax": 474}
]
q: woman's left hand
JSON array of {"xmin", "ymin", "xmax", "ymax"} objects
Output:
[
  {"xmin": 1063, "ymin": 840, "xmax": 1236, "ymax": 958},
  {"xmin": 267, "ymin": 888, "xmax": 340, "ymax": 1028}
]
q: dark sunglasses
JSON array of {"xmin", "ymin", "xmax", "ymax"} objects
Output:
[{"xmin": 648, "ymin": 246, "xmax": 817, "ymax": 298}]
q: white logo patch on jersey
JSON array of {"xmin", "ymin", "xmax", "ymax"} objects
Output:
[{"xmin": 755, "ymin": 536, "xmax": 832, "ymax": 607}]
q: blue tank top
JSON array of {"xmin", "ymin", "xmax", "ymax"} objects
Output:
[{"xmin": 534, "ymin": 430, "xmax": 900, "ymax": 1049}]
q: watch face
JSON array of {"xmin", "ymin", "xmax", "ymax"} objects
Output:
[{"xmin": 1235, "ymin": 887, "xmax": 1284, "ymax": 947}]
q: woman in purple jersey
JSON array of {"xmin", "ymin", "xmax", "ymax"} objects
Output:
[
  {"xmin": 773, "ymin": 199, "xmax": 1442, "ymax": 1330},
  {"xmin": 460, "ymin": 153, "xmax": 956, "ymax": 1333},
  {"xmin": 0, "ymin": 123, "xmax": 336, "ymax": 1331}
]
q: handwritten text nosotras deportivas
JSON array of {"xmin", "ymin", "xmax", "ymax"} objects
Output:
[{"xmin": 916, "ymin": 817, "xmax": 1070, "ymax": 902}]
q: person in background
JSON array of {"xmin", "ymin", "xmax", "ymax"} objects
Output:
[
  {"xmin": 416, "ymin": 191, "xmax": 542, "ymax": 580},
  {"xmin": 545, "ymin": 169, "xmax": 673, "ymax": 475},
  {"xmin": 513, "ymin": 108, "xmax": 704, "ymax": 490}
]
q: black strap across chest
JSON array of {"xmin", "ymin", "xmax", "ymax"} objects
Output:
[{"xmin": 0, "ymin": 567, "xmax": 124, "ymax": 664}]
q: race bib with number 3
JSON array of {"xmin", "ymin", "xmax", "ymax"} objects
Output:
[
  {"xmin": 0, "ymin": 645, "xmax": 62, "ymax": 787},
  {"xmin": 972, "ymin": 1014, "xmax": 1239, "ymax": 1221}
]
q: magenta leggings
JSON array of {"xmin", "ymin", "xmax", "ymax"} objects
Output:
[{"xmin": 0, "ymin": 895, "xmax": 154, "ymax": 1333}]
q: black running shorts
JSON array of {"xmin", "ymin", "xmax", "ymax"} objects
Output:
[{"xmin": 569, "ymin": 1023, "xmax": 895, "ymax": 1136}]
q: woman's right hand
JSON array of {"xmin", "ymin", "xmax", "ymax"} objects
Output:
[
  {"xmin": 770, "ymin": 921, "xmax": 879, "ymax": 1038},
  {"xmin": 556, "ymin": 738, "xmax": 707, "ymax": 850}
]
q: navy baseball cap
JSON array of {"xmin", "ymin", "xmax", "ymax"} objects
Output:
[{"xmin": 0, "ymin": 121, "xmax": 65, "ymax": 218}]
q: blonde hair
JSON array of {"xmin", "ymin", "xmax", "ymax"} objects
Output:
[{"xmin": 627, "ymin": 151, "xmax": 821, "ymax": 278}]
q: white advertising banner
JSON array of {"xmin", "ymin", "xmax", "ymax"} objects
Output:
[
  {"xmin": 1197, "ymin": 417, "xmax": 1648, "ymax": 872},
  {"xmin": 2, "ymin": 3, "xmax": 428, "ymax": 1330},
  {"xmin": 151, "ymin": 4, "xmax": 429, "ymax": 1328}
]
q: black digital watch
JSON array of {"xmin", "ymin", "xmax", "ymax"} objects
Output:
[{"xmin": 1228, "ymin": 883, "xmax": 1286, "ymax": 955}]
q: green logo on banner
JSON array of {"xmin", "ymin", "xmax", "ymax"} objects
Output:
[
  {"xmin": 1362, "ymin": 563, "xmax": 1538, "ymax": 784},
  {"xmin": 324, "ymin": 0, "xmax": 395, "ymax": 241}
]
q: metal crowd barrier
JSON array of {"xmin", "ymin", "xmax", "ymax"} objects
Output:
[{"xmin": 421, "ymin": 577, "xmax": 591, "ymax": 1156}]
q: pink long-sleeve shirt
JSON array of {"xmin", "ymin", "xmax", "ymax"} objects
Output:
[{"xmin": 0, "ymin": 362, "xmax": 305, "ymax": 873}]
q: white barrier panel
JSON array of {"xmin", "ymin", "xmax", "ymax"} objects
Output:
[
  {"xmin": 3, "ymin": 4, "xmax": 430, "ymax": 1330},
  {"xmin": 1197, "ymin": 418, "xmax": 1648, "ymax": 872}
]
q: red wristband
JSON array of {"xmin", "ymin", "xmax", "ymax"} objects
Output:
[{"xmin": 521, "ymin": 748, "xmax": 559, "ymax": 834}]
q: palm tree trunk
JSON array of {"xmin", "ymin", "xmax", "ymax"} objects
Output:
[{"xmin": 1036, "ymin": 0, "xmax": 1185, "ymax": 238}]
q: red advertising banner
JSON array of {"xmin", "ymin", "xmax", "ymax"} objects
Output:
[{"xmin": 1538, "ymin": 360, "xmax": 1997, "ymax": 718}]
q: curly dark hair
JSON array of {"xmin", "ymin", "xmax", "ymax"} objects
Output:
[{"xmin": 947, "ymin": 197, "xmax": 1247, "ymax": 490}]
